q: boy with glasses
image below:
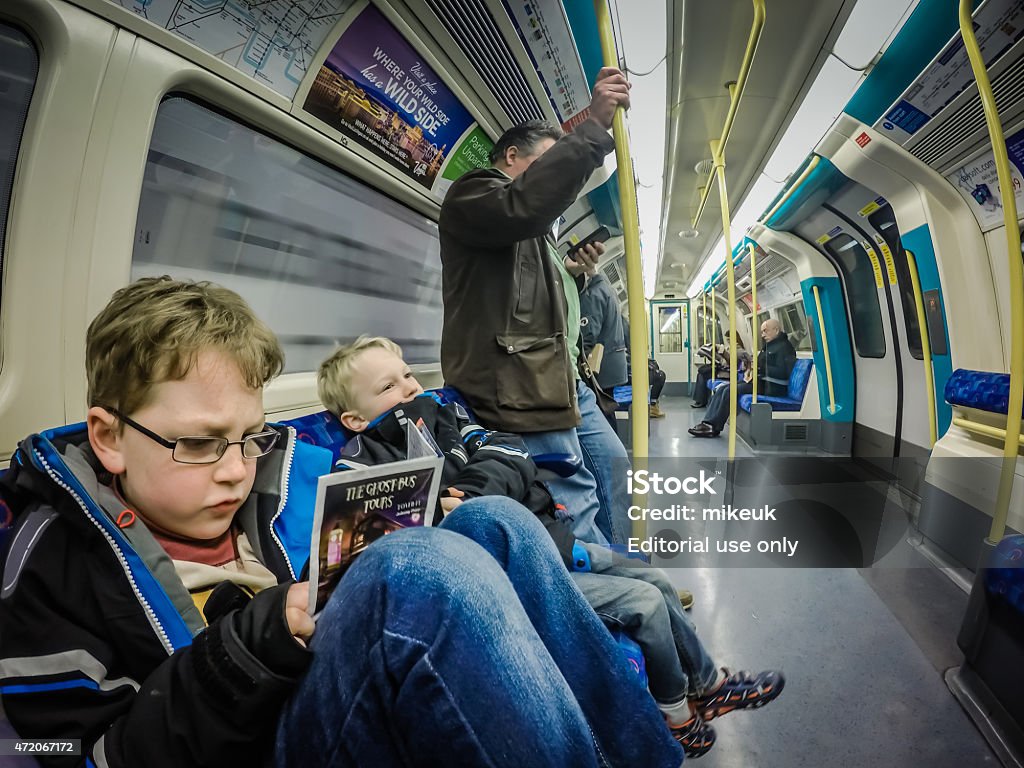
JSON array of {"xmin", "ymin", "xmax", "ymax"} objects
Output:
[{"xmin": 0, "ymin": 277, "xmax": 688, "ymax": 768}]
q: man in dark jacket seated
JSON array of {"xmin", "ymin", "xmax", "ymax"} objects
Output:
[{"xmin": 689, "ymin": 319, "xmax": 796, "ymax": 437}]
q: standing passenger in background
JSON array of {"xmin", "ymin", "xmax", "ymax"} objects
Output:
[
  {"xmin": 438, "ymin": 67, "xmax": 632, "ymax": 547},
  {"xmin": 622, "ymin": 315, "xmax": 669, "ymax": 419},
  {"xmin": 579, "ymin": 271, "xmax": 629, "ymax": 432}
]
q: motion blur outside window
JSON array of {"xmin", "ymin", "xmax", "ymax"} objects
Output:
[
  {"xmin": 133, "ymin": 96, "xmax": 442, "ymax": 372},
  {"xmin": 0, "ymin": 24, "xmax": 39, "ymax": 314}
]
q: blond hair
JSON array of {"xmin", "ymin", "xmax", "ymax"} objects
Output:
[
  {"xmin": 318, "ymin": 336, "xmax": 402, "ymax": 416},
  {"xmin": 86, "ymin": 276, "xmax": 284, "ymax": 415}
]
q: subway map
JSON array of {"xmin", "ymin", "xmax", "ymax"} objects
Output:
[{"xmin": 108, "ymin": 0, "xmax": 355, "ymax": 98}]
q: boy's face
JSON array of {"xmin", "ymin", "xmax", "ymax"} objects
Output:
[
  {"xmin": 88, "ymin": 348, "xmax": 266, "ymax": 541},
  {"xmin": 340, "ymin": 347, "xmax": 424, "ymax": 432}
]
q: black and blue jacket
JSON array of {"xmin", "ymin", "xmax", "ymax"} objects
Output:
[
  {"xmin": 337, "ymin": 394, "xmax": 578, "ymax": 567},
  {"xmin": 0, "ymin": 423, "xmax": 332, "ymax": 767}
]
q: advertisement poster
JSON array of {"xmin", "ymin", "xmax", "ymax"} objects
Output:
[
  {"xmin": 946, "ymin": 124, "xmax": 1024, "ymax": 231},
  {"xmin": 304, "ymin": 4, "xmax": 486, "ymax": 194},
  {"xmin": 502, "ymin": 0, "xmax": 592, "ymax": 130},
  {"xmin": 874, "ymin": 0, "xmax": 1024, "ymax": 144}
]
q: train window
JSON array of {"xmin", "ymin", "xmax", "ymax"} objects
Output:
[
  {"xmin": 0, "ymin": 24, "xmax": 39, "ymax": 302},
  {"xmin": 868, "ymin": 206, "xmax": 923, "ymax": 359},
  {"xmin": 657, "ymin": 307, "xmax": 683, "ymax": 352},
  {"xmin": 822, "ymin": 233, "xmax": 886, "ymax": 358},
  {"xmin": 778, "ymin": 301, "xmax": 811, "ymax": 351},
  {"xmin": 132, "ymin": 97, "xmax": 442, "ymax": 373}
]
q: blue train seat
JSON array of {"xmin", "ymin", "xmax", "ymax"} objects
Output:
[
  {"xmin": 984, "ymin": 535, "xmax": 1024, "ymax": 612},
  {"xmin": 945, "ymin": 369, "xmax": 1022, "ymax": 416},
  {"xmin": 739, "ymin": 358, "xmax": 814, "ymax": 413},
  {"xmin": 707, "ymin": 359, "xmax": 814, "ymax": 414},
  {"xmin": 610, "ymin": 384, "xmax": 650, "ymax": 409}
]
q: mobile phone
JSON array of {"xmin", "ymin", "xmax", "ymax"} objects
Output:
[{"xmin": 566, "ymin": 226, "xmax": 611, "ymax": 261}]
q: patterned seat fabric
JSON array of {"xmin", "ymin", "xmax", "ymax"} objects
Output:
[
  {"xmin": 985, "ymin": 535, "xmax": 1024, "ymax": 616},
  {"xmin": 945, "ymin": 369, "xmax": 1020, "ymax": 415},
  {"xmin": 611, "ymin": 385, "xmax": 650, "ymax": 408}
]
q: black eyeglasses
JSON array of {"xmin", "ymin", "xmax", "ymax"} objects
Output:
[{"xmin": 102, "ymin": 407, "xmax": 280, "ymax": 465}]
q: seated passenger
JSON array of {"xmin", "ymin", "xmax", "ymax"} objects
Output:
[
  {"xmin": 0, "ymin": 277, "xmax": 686, "ymax": 768},
  {"xmin": 320, "ymin": 336, "xmax": 787, "ymax": 757},
  {"xmin": 623, "ymin": 315, "xmax": 669, "ymax": 418},
  {"xmin": 692, "ymin": 331, "xmax": 743, "ymax": 408},
  {"xmin": 690, "ymin": 318, "xmax": 796, "ymax": 438}
]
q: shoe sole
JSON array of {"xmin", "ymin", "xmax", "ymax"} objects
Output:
[{"xmin": 699, "ymin": 675, "xmax": 785, "ymax": 721}]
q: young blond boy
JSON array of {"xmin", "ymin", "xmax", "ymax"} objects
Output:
[
  {"xmin": 321, "ymin": 337, "xmax": 787, "ymax": 758},
  {"xmin": 0, "ymin": 277, "xmax": 689, "ymax": 768}
]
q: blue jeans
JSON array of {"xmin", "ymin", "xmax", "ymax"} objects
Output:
[
  {"xmin": 522, "ymin": 381, "xmax": 630, "ymax": 546},
  {"xmin": 573, "ymin": 543, "xmax": 718, "ymax": 707},
  {"xmin": 275, "ymin": 498, "xmax": 682, "ymax": 768},
  {"xmin": 703, "ymin": 381, "xmax": 754, "ymax": 432}
]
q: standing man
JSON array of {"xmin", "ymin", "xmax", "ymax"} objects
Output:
[{"xmin": 438, "ymin": 67, "xmax": 631, "ymax": 546}]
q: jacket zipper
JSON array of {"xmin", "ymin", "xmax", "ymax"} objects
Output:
[
  {"xmin": 269, "ymin": 427, "xmax": 297, "ymax": 580},
  {"xmin": 35, "ymin": 450, "xmax": 175, "ymax": 655}
]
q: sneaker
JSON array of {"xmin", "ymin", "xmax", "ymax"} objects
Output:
[
  {"xmin": 649, "ymin": 403, "xmax": 666, "ymax": 419},
  {"xmin": 694, "ymin": 668, "xmax": 785, "ymax": 721},
  {"xmin": 678, "ymin": 589, "xmax": 694, "ymax": 610},
  {"xmin": 668, "ymin": 715, "xmax": 716, "ymax": 758}
]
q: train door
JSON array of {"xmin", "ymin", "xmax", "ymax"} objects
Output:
[
  {"xmin": 826, "ymin": 191, "xmax": 932, "ymax": 466},
  {"xmin": 793, "ymin": 208, "xmax": 899, "ymax": 461},
  {"xmin": 649, "ymin": 299, "xmax": 690, "ymax": 395}
]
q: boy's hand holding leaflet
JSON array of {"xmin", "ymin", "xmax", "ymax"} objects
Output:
[
  {"xmin": 308, "ymin": 424, "xmax": 444, "ymax": 614},
  {"xmin": 440, "ymin": 487, "xmax": 466, "ymax": 515}
]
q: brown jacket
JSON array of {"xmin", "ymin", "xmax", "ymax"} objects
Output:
[{"xmin": 438, "ymin": 119, "xmax": 616, "ymax": 432}]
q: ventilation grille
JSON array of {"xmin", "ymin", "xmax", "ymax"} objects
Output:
[
  {"xmin": 733, "ymin": 251, "xmax": 791, "ymax": 285},
  {"xmin": 783, "ymin": 423, "xmax": 808, "ymax": 442},
  {"xmin": 422, "ymin": 0, "xmax": 545, "ymax": 125},
  {"xmin": 910, "ymin": 46, "xmax": 1024, "ymax": 169},
  {"xmin": 604, "ymin": 259, "xmax": 622, "ymax": 285}
]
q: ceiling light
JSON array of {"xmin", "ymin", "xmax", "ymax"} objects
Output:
[{"xmin": 678, "ymin": 229, "xmax": 699, "ymax": 239}]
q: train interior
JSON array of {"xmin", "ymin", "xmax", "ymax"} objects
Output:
[{"xmin": 1, "ymin": 0, "xmax": 1024, "ymax": 765}]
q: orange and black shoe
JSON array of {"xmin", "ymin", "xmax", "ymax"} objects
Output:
[
  {"xmin": 668, "ymin": 715, "xmax": 716, "ymax": 759},
  {"xmin": 694, "ymin": 668, "xmax": 785, "ymax": 721}
]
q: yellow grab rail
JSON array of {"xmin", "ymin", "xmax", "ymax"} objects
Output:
[
  {"xmin": 711, "ymin": 138, "xmax": 740, "ymax": 459},
  {"xmin": 812, "ymin": 285, "xmax": 836, "ymax": 415},
  {"xmin": 760, "ymin": 155, "xmax": 820, "ymax": 225},
  {"xmin": 702, "ymin": 291, "xmax": 708, "ymax": 347},
  {"xmin": 748, "ymin": 242, "xmax": 759, "ymax": 403},
  {"xmin": 953, "ymin": 416, "xmax": 1024, "ymax": 449},
  {"xmin": 961, "ymin": 0, "xmax": 1024, "ymax": 544},
  {"xmin": 711, "ymin": 286, "xmax": 717, "ymax": 382},
  {"xmin": 593, "ymin": 0, "xmax": 647, "ymax": 536},
  {"xmin": 905, "ymin": 250, "xmax": 937, "ymax": 447},
  {"xmin": 692, "ymin": 0, "xmax": 767, "ymax": 229}
]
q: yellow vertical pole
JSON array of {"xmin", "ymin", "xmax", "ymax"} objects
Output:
[
  {"xmin": 711, "ymin": 286, "xmax": 717, "ymax": 382},
  {"xmin": 749, "ymin": 243, "xmax": 759, "ymax": 403},
  {"xmin": 593, "ymin": 0, "xmax": 647, "ymax": 537},
  {"xmin": 712, "ymin": 138, "xmax": 739, "ymax": 460},
  {"xmin": 702, "ymin": 291, "xmax": 708, "ymax": 346},
  {"xmin": 905, "ymin": 251, "xmax": 937, "ymax": 447},
  {"xmin": 812, "ymin": 286, "xmax": 837, "ymax": 415},
  {"xmin": 960, "ymin": 0, "xmax": 1023, "ymax": 543}
]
